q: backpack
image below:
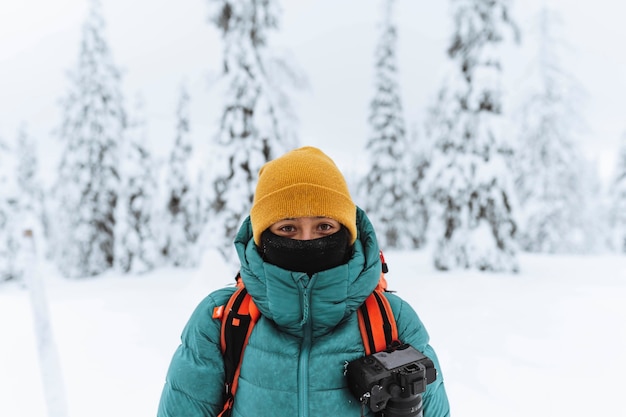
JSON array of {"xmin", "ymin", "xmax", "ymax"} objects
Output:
[{"xmin": 211, "ymin": 251, "xmax": 398, "ymax": 417}]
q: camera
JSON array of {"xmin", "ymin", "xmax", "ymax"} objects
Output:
[{"xmin": 346, "ymin": 343, "xmax": 436, "ymax": 417}]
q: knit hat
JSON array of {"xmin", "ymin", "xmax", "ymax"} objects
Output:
[{"xmin": 250, "ymin": 146, "xmax": 357, "ymax": 246}]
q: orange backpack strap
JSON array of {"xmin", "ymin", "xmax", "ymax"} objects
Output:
[
  {"xmin": 214, "ymin": 278, "xmax": 260, "ymax": 417},
  {"xmin": 357, "ymin": 289, "xmax": 399, "ymax": 355},
  {"xmin": 357, "ymin": 250, "xmax": 398, "ymax": 355}
]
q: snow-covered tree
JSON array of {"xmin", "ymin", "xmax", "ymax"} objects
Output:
[
  {"xmin": 360, "ymin": 0, "xmax": 426, "ymax": 249},
  {"xmin": 578, "ymin": 160, "xmax": 612, "ymax": 253},
  {"xmin": 16, "ymin": 125, "xmax": 42, "ymax": 219},
  {"xmin": 403, "ymin": 125, "xmax": 430, "ymax": 248},
  {"xmin": 610, "ymin": 132, "xmax": 626, "ymax": 252},
  {"xmin": 13, "ymin": 125, "xmax": 47, "ymax": 278},
  {"xmin": 51, "ymin": 0, "xmax": 126, "ymax": 278},
  {"xmin": 0, "ymin": 138, "xmax": 21, "ymax": 282},
  {"xmin": 0, "ymin": 126, "xmax": 46, "ymax": 283},
  {"xmin": 425, "ymin": 0, "xmax": 519, "ymax": 272},
  {"xmin": 115, "ymin": 96, "xmax": 159, "ymax": 274},
  {"xmin": 513, "ymin": 5, "xmax": 592, "ymax": 253},
  {"xmin": 206, "ymin": 0, "xmax": 301, "ymax": 262},
  {"xmin": 162, "ymin": 85, "xmax": 202, "ymax": 267}
]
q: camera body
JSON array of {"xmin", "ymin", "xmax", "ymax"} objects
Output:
[{"xmin": 346, "ymin": 344, "xmax": 436, "ymax": 417}]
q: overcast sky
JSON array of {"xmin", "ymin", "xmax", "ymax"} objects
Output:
[{"xmin": 1, "ymin": 0, "xmax": 625, "ymax": 182}]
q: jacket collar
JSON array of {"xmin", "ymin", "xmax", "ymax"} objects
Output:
[{"xmin": 234, "ymin": 207, "xmax": 382, "ymax": 338}]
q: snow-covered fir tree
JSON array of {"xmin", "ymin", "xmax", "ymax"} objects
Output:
[
  {"xmin": 578, "ymin": 159, "xmax": 612, "ymax": 253},
  {"xmin": 403, "ymin": 125, "xmax": 430, "ymax": 248},
  {"xmin": 13, "ymin": 125, "xmax": 47, "ymax": 279},
  {"xmin": 425, "ymin": 0, "xmax": 519, "ymax": 272},
  {"xmin": 0, "ymin": 138, "xmax": 20, "ymax": 282},
  {"xmin": 359, "ymin": 0, "xmax": 426, "ymax": 249},
  {"xmin": 207, "ymin": 0, "xmax": 300, "ymax": 263},
  {"xmin": 610, "ymin": 132, "xmax": 626, "ymax": 252},
  {"xmin": 15, "ymin": 125, "xmax": 45, "ymax": 240},
  {"xmin": 51, "ymin": 0, "xmax": 126, "ymax": 278},
  {"xmin": 513, "ymin": 5, "xmax": 592, "ymax": 253},
  {"xmin": 115, "ymin": 96, "xmax": 159, "ymax": 274},
  {"xmin": 16, "ymin": 125, "xmax": 41, "ymax": 217},
  {"xmin": 162, "ymin": 85, "xmax": 202, "ymax": 267}
]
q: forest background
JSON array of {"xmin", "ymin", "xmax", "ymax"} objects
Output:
[
  {"xmin": 1, "ymin": 0, "xmax": 626, "ymax": 416},
  {"xmin": 2, "ymin": 0, "xmax": 626, "ymax": 274},
  {"xmin": 1, "ymin": 0, "xmax": 625, "ymax": 181}
]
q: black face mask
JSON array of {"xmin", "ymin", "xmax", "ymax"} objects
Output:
[{"xmin": 258, "ymin": 227, "xmax": 353, "ymax": 275}]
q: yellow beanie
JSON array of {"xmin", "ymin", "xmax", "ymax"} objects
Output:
[{"xmin": 250, "ymin": 146, "xmax": 357, "ymax": 246}]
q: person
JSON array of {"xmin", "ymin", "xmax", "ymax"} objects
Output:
[{"xmin": 157, "ymin": 146, "xmax": 450, "ymax": 417}]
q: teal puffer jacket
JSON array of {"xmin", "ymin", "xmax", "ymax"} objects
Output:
[{"xmin": 158, "ymin": 208, "xmax": 450, "ymax": 417}]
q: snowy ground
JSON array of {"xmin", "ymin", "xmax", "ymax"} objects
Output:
[{"xmin": 1, "ymin": 249, "xmax": 625, "ymax": 417}]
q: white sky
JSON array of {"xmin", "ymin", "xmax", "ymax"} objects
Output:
[{"xmin": 1, "ymin": 0, "xmax": 625, "ymax": 181}]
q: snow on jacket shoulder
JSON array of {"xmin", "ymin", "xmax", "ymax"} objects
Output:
[{"xmin": 157, "ymin": 208, "xmax": 450, "ymax": 417}]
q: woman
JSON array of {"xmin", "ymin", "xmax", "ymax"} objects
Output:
[{"xmin": 157, "ymin": 146, "xmax": 450, "ymax": 416}]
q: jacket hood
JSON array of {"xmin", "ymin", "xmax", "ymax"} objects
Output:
[{"xmin": 234, "ymin": 207, "xmax": 381, "ymax": 338}]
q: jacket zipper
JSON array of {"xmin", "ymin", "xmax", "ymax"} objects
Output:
[{"xmin": 298, "ymin": 275, "xmax": 316, "ymax": 417}]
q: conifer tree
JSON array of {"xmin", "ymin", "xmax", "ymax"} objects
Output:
[
  {"xmin": 16, "ymin": 125, "xmax": 42, "ymax": 218},
  {"xmin": 513, "ymin": 5, "xmax": 591, "ymax": 253},
  {"xmin": 163, "ymin": 85, "xmax": 202, "ymax": 267},
  {"xmin": 426, "ymin": 0, "xmax": 519, "ymax": 272},
  {"xmin": 360, "ymin": 0, "xmax": 426, "ymax": 249},
  {"xmin": 403, "ymin": 126, "xmax": 430, "ymax": 248},
  {"xmin": 0, "ymin": 138, "xmax": 20, "ymax": 282},
  {"xmin": 115, "ymin": 97, "xmax": 159, "ymax": 274},
  {"xmin": 611, "ymin": 132, "xmax": 626, "ymax": 252},
  {"xmin": 51, "ymin": 0, "xmax": 126, "ymax": 278},
  {"xmin": 207, "ymin": 0, "xmax": 300, "ymax": 262},
  {"xmin": 14, "ymin": 125, "xmax": 46, "ymax": 278}
]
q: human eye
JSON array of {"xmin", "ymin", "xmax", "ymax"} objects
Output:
[
  {"xmin": 269, "ymin": 220, "xmax": 298, "ymax": 237},
  {"xmin": 318, "ymin": 223, "xmax": 334, "ymax": 232},
  {"xmin": 317, "ymin": 219, "xmax": 340, "ymax": 234},
  {"xmin": 278, "ymin": 224, "xmax": 296, "ymax": 233}
]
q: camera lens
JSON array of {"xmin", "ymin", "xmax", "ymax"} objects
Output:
[{"xmin": 383, "ymin": 394, "xmax": 423, "ymax": 417}]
